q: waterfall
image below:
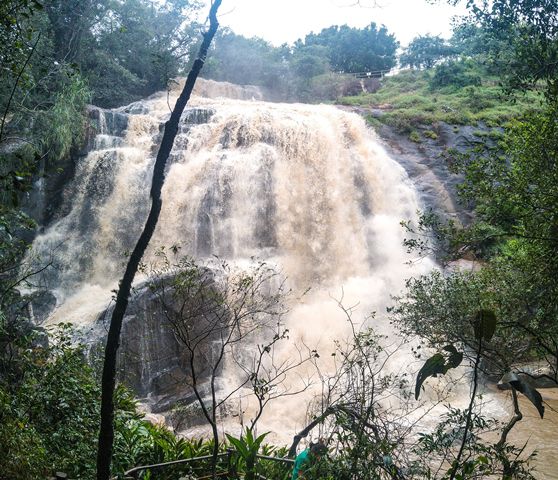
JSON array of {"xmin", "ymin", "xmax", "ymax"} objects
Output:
[{"xmin": 27, "ymin": 78, "xmax": 437, "ymax": 435}]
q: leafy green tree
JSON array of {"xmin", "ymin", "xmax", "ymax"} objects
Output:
[
  {"xmin": 0, "ymin": 0, "xmax": 43, "ymax": 142},
  {"xmin": 395, "ymin": 101, "xmax": 558, "ymax": 382},
  {"xmin": 0, "ymin": 323, "xmax": 227, "ymax": 480},
  {"xmin": 291, "ymin": 44, "xmax": 330, "ymax": 79},
  {"xmin": 43, "ymin": 0, "xmax": 201, "ymax": 107},
  {"xmin": 436, "ymin": 0, "xmax": 558, "ymax": 97},
  {"xmin": 1, "ymin": 325, "xmax": 109, "ymax": 479},
  {"xmin": 400, "ymin": 34, "xmax": 454, "ymax": 69},
  {"xmin": 43, "ymin": 0, "xmax": 98, "ymax": 61},
  {"xmin": 429, "ymin": 58, "xmax": 482, "ymax": 89},
  {"xmin": 448, "ymin": 22, "xmax": 511, "ymax": 65},
  {"xmin": 93, "ymin": 0, "xmax": 199, "ymax": 105},
  {"xmin": 304, "ymin": 23, "xmax": 398, "ymax": 73}
]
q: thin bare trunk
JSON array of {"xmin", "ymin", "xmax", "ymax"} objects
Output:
[
  {"xmin": 497, "ymin": 389, "xmax": 523, "ymax": 479},
  {"xmin": 95, "ymin": 3, "xmax": 222, "ymax": 479},
  {"xmin": 449, "ymin": 336, "xmax": 482, "ymax": 480}
]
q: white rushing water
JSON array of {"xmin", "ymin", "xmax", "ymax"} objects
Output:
[
  {"xmin": 25, "ymin": 80, "xmax": 558, "ymax": 477},
  {"xmin": 28, "ymin": 78, "xmax": 438, "ymax": 437}
]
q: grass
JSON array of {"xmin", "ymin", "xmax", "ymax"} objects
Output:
[
  {"xmin": 423, "ymin": 130, "xmax": 438, "ymax": 140},
  {"xmin": 340, "ymin": 69, "xmax": 543, "ymax": 133},
  {"xmin": 409, "ymin": 131, "xmax": 422, "ymax": 143}
]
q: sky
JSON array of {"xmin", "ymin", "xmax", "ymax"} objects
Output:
[{"xmin": 207, "ymin": 0, "xmax": 468, "ymax": 47}]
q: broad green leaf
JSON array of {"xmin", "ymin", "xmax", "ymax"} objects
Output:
[
  {"xmin": 472, "ymin": 310, "xmax": 497, "ymax": 342},
  {"xmin": 245, "ymin": 427, "xmax": 254, "ymax": 445},
  {"xmin": 226, "ymin": 434, "xmax": 249, "ymax": 458},
  {"xmin": 415, "ymin": 353, "xmax": 446, "ymax": 400},
  {"xmin": 500, "ymin": 372, "xmax": 545, "ymax": 418},
  {"xmin": 253, "ymin": 431, "xmax": 269, "ymax": 450},
  {"xmin": 415, "ymin": 345, "xmax": 463, "ymax": 400}
]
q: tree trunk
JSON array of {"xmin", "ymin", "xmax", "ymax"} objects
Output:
[
  {"xmin": 95, "ymin": 2, "xmax": 222, "ymax": 479},
  {"xmin": 211, "ymin": 420, "xmax": 220, "ymax": 480}
]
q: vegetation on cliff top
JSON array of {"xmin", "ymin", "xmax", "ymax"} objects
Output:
[
  {"xmin": 339, "ymin": 15, "xmax": 549, "ymax": 131},
  {"xmin": 340, "ymin": 67, "xmax": 543, "ymax": 131}
]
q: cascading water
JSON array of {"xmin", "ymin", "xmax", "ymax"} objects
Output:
[
  {"xmin": 28, "ymin": 78, "xmax": 437, "ymax": 433},
  {"xmin": 30, "ymin": 79, "xmax": 433, "ymax": 322},
  {"xmin": 24, "ymin": 79, "xmax": 558, "ymax": 477}
]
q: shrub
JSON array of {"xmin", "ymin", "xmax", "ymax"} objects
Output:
[
  {"xmin": 423, "ymin": 129, "xmax": 438, "ymax": 139},
  {"xmin": 430, "ymin": 60, "xmax": 482, "ymax": 89},
  {"xmin": 409, "ymin": 130, "xmax": 422, "ymax": 142}
]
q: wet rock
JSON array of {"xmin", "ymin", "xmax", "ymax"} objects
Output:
[
  {"xmin": 94, "ymin": 274, "xmax": 226, "ymax": 413},
  {"xmin": 372, "ymin": 120, "xmax": 495, "ymax": 228},
  {"xmin": 87, "ymin": 106, "xmax": 128, "ymax": 137},
  {"xmin": 497, "ymin": 366, "xmax": 558, "ymax": 390},
  {"xmin": 27, "ymin": 289, "xmax": 57, "ymax": 325},
  {"xmin": 182, "ymin": 107, "xmax": 216, "ymax": 125}
]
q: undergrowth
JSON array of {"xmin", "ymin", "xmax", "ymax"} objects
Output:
[{"xmin": 340, "ymin": 69, "xmax": 543, "ymax": 132}]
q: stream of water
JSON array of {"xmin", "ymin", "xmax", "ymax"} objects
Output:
[{"xmin": 26, "ymin": 79, "xmax": 556, "ymax": 478}]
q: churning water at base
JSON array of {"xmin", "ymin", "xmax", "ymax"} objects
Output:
[
  {"xmin": 29, "ymin": 79, "xmax": 438, "ymax": 435},
  {"xmin": 24, "ymin": 79, "xmax": 558, "ymax": 477}
]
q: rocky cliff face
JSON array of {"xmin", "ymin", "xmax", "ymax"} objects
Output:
[
  {"xmin": 94, "ymin": 274, "xmax": 223, "ymax": 417},
  {"xmin": 338, "ymin": 105, "xmax": 494, "ymax": 229},
  {"xmin": 21, "ymin": 96, "xmax": 225, "ymax": 419}
]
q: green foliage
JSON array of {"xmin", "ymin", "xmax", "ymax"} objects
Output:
[
  {"xmin": 413, "ymin": 408, "xmax": 535, "ymax": 479},
  {"xmin": 255, "ymin": 444, "xmax": 292, "ymax": 480},
  {"xmin": 430, "ymin": 59, "xmax": 482, "ymax": 89},
  {"xmin": 391, "ymin": 256, "xmax": 558, "ymax": 377},
  {"xmin": 304, "ymin": 23, "xmax": 398, "ymax": 73},
  {"xmin": 0, "ymin": 325, "xmax": 100, "ymax": 479},
  {"xmin": 36, "ymin": 72, "xmax": 90, "ymax": 160},
  {"xmin": 423, "ymin": 129, "xmax": 438, "ymax": 139},
  {"xmin": 413, "ymin": 310, "xmax": 494, "ymax": 399},
  {"xmin": 472, "ymin": 309, "xmax": 497, "ymax": 343},
  {"xmin": 393, "ymin": 89, "xmax": 558, "ymax": 430},
  {"xmin": 0, "ymin": 321, "xmax": 237, "ymax": 479},
  {"xmin": 340, "ymin": 69, "xmax": 540, "ymax": 132},
  {"xmin": 0, "ymin": 68, "xmax": 90, "ymax": 330},
  {"xmin": 0, "ymin": 146, "xmax": 37, "ymax": 209},
  {"xmin": 400, "ymin": 34, "xmax": 455, "ymax": 69},
  {"xmin": 409, "ymin": 130, "xmax": 421, "ymax": 143},
  {"xmin": 0, "ymin": 0, "xmax": 43, "ymax": 106},
  {"xmin": 42, "ymin": 0, "xmax": 201, "ymax": 107},
  {"xmin": 226, "ymin": 429, "xmax": 269, "ymax": 480},
  {"xmin": 112, "ymin": 421, "xmax": 225, "ymax": 479},
  {"xmin": 467, "ymin": 0, "xmax": 558, "ymax": 97},
  {"xmin": 415, "ymin": 344, "xmax": 463, "ymax": 399},
  {"xmin": 455, "ymin": 105, "xmax": 558, "ymax": 243}
]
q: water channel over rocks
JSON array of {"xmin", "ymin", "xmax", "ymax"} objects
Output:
[{"xmin": 26, "ymin": 79, "xmax": 556, "ymax": 478}]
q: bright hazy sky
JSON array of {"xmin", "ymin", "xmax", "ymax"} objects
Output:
[{"xmin": 206, "ymin": 0, "xmax": 468, "ymax": 47}]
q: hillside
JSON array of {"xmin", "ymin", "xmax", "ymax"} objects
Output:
[{"xmin": 340, "ymin": 68, "xmax": 542, "ymax": 132}]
